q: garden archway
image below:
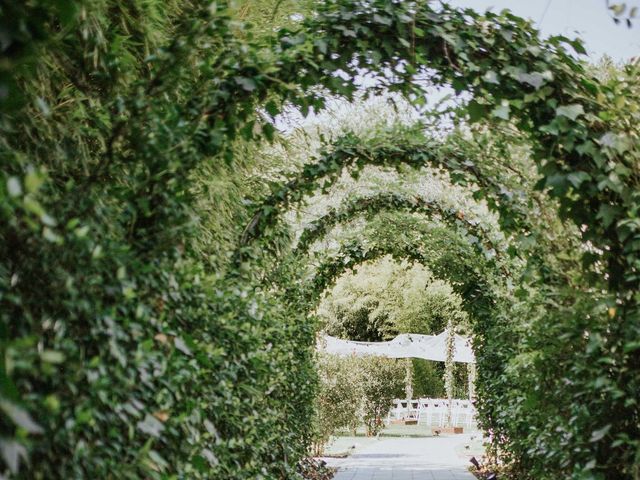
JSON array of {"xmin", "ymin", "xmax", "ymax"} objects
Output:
[{"xmin": 4, "ymin": 1, "xmax": 640, "ymax": 478}]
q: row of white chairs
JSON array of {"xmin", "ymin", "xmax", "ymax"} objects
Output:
[{"xmin": 387, "ymin": 398, "xmax": 476, "ymax": 428}]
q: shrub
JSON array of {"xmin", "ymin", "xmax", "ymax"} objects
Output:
[
  {"xmin": 357, "ymin": 357, "xmax": 405, "ymax": 437},
  {"xmin": 3, "ymin": 0, "xmax": 640, "ymax": 478},
  {"xmin": 312, "ymin": 354, "xmax": 362, "ymax": 454}
]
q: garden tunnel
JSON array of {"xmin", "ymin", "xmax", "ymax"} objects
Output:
[
  {"xmin": 234, "ymin": 85, "xmax": 639, "ymax": 479},
  {"xmin": 236, "ymin": 131, "xmax": 525, "ymax": 451},
  {"xmin": 2, "ymin": 1, "xmax": 640, "ymax": 479}
]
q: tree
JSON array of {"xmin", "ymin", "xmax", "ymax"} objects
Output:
[
  {"xmin": 319, "ymin": 256, "xmax": 469, "ymax": 341},
  {"xmin": 312, "ymin": 353, "xmax": 362, "ymax": 454},
  {"xmin": 356, "ymin": 357, "xmax": 405, "ymax": 437}
]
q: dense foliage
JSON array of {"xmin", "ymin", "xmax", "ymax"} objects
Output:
[
  {"xmin": 312, "ymin": 353, "xmax": 404, "ymax": 449},
  {"xmin": 0, "ymin": 1, "xmax": 318, "ymax": 478},
  {"xmin": 318, "ymin": 258, "xmax": 469, "ymax": 341},
  {"xmin": 2, "ymin": 0, "xmax": 640, "ymax": 479},
  {"xmin": 312, "ymin": 354, "xmax": 361, "ymax": 454},
  {"xmin": 318, "ymin": 256, "xmax": 470, "ymax": 397},
  {"xmin": 357, "ymin": 357, "xmax": 405, "ymax": 437}
]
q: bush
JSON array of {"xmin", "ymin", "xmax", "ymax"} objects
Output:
[
  {"xmin": 357, "ymin": 357, "xmax": 405, "ymax": 437},
  {"xmin": 0, "ymin": 2, "xmax": 317, "ymax": 478},
  {"xmin": 312, "ymin": 355, "xmax": 405, "ymax": 446},
  {"xmin": 312, "ymin": 354, "xmax": 362, "ymax": 454},
  {"xmin": 3, "ymin": 0, "xmax": 640, "ymax": 478}
]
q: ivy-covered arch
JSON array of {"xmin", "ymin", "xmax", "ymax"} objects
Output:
[
  {"xmin": 4, "ymin": 0, "xmax": 640, "ymax": 478},
  {"xmin": 238, "ymin": 130, "xmax": 536, "ymax": 259},
  {"xmin": 281, "ymin": 212, "xmax": 514, "ymax": 438},
  {"xmin": 294, "ymin": 191, "xmax": 509, "ymax": 269},
  {"xmin": 297, "ymin": 2, "xmax": 638, "ymax": 289},
  {"xmin": 301, "ymin": 233, "xmax": 501, "ymax": 312},
  {"xmin": 284, "ymin": 208, "xmax": 510, "ymax": 337}
]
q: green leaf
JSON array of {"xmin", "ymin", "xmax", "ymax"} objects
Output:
[
  {"xmin": 555, "ymin": 104, "xmax": 584, "ymax": 121},
  {"xmin": 40, "ymin": 350, "xmax": 65, "ymax": 364},
  {"xmin": 192, "ymin": 455, "xmax": 208, "ymax": 472},
  {"xmin": 451, "ymin": 77, "xmax": 466, "ymax": 93},
  {"xmin": 566, "ymin": 172, "xmax": 591, "ymax": 188},
  {"xmin": 568, "ymin": 38, "xmax": 587, "ymax": 55},
  {"xmin": 41, "ymin": 213, "xmax": 57, "ymax": 227},
  {"xmin": 372, "ymin": 14, "xmax": 392, "ymax": 25},
  {"xmin": 75, "ymin": 225, "xmax": 90, "ymax": 238},
  {"xmin": 25, "ymin": 169, "xmax": 44, "ymax": 193},
  {"xmin": 624, "ymin": 341, "xmax": 640, "ymax": 353},
  {"xmin": 314, "ymin": 38, "xmax": 328, "ymax": 54},
  {"xmin": 491, "ymin": 103, "xmax": 510, "ymax": 120},
  {"xmin": 174, "ymin": 337, "xmax": 193, "ymax": 356},
  {"xmin": 43, "ymin": 227, "xmax": 63, "ymax": 244},
  {"xmin": 264, "ymin": 100, "xmax": 279, "ymax": 117},
  {"xmin": 500, "ymin": 29, "xmax": 514, "ymax": 42},
  {"xmin": 611, "ymin": 3, "xmax": 626, "ymax": 15},
  {"xmin": 599, "ymin": 132, "xmax": 631, "ymax": 154},
  {"xmin": 596, "ymin": 204, "xmax": 621, "ymax": 228},
  {"xmin": 483, "ymin": 70, "xmax": 499, "ymax": 84},
  {"xmin": 0, "ymin": 439, "xmax": 28, "ymax": 474},
  {"xmin": 23, "ymin": 196, "xmax": 45, "ymax": 216},
  {"xmin": 35, "ymin": 97, "xmax": 51, "ymax": 117},
  {"xmin": 467, "ymin": 101, "xmax": 485, "ymax": 122},
  {"xmin": 516, "ymin": 72, "xmax": 546, "ymax": 89},
  {"xmin": 53, "ymin": 0, "xmax": 79, "ymax": 26},
  {"xmin": 235, "ymin": 77, "xmax": 257, "ymax": 92},
  {"xmin": 148, "ymin": 450, "xmax": 168, "ymax": 470},
  {"xmin": 7, "ymin": 177, "xmax": 22, "ymax": 197},
  {"xmin": 590, "ymin": 424, "xmax": 611, "ymax": 442},
  {"xmin": 137, "ymin": 414, "xmax": 164, "ymax": 438},
  {"xmin": 0, "ymin": 400, "xmax": 44, "ymax": 434},
  {"xmin": 201, "ymin": 448, "xmax": 219, "ymax": 466}
]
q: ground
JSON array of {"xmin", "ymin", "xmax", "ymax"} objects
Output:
[{"xmin": 323, "ymin": 434, "xmax": 478, "ymax": 480}]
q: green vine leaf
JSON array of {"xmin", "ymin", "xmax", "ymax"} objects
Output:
[{"xmin": 555, "ymin": 104, "xmax": 585, "ymax": 121}]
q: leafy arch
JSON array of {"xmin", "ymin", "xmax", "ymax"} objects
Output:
[
  {"xmin": 238, "ymin": 130, "xmax": 535, "ymax": 260},
  {"xmin": 302, "ymin": 234, "xmax": 500, "ymax": 313},
  {"xmin": 294, "ymin": 191, "xmax": 509, "ymax": 271},
  {"xmin": 297, "ymin": 1, "xmax": 636, "ymax": 290},
  {"xmin": 282, "ymin": 214, "xmax": 514, "ymax": 435},
  {"xmin": 4, "ymin": 0, "xmax": 640, "ymax": 478}
]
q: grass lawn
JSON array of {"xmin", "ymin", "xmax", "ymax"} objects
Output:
[{"xmin": 323, "ymin": 423, "xmax": 485, "ymax": 457}]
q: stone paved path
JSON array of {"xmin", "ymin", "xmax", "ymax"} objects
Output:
[{"xmin": 323, "ymin": 435, "xmax": 476, "ymax": 480}]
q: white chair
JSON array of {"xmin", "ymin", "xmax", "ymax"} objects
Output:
[
  {"xmin": 430, "ymin": 399, "xmax": 447, "ymax": 427},
  {"xmin": 452, "ymin": 400, "xmax": 468, "ymax": 427},
  {"xmin": 407, "ymin": 400, "xmax": 420, "ymax": 420},
  {"xmin": 417, "ymin": 398, "xmax": 431, "ymax": 424},
  {"xmin": 387, "ymin": 399, "xmax": 407, "ymax": 422}
]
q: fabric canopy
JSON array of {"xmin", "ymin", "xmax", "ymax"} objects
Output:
[{"xmin": 318, "ymin": 331, "xmax": 475, "ymax": 363}]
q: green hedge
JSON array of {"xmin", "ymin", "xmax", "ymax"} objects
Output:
[
  {"xmin": 0, "ymin": 1, "xmax": 316, "ymax": 478},
  {"xmin": 0, "ymin": 168, "xmax": 316, "ymax": 478}
]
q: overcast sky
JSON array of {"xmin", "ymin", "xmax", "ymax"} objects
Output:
[{"xmin": 447, "ymin": 0, "xmax": 640, "ymax": 61}]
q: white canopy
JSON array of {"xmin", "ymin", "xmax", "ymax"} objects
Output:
[{"xmin": 319, "ymin": 331, "xmax": 475, "ymax": 363}]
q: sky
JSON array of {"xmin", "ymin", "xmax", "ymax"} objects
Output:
[{"xmin": 446, "ymin": 0, "xmax": 640, "ymax": 61}]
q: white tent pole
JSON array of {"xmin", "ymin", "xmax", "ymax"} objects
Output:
[
  {"xmin": 467, "ymin": 362, "xmax": 476, "ymax": 401},
  {"xmin": 444, "ymin": 323, "xmax": 456, "ymax": 427},
  {"xmin": 404, "ymin": 358, "xmax": 413, "ymax": 419}
]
